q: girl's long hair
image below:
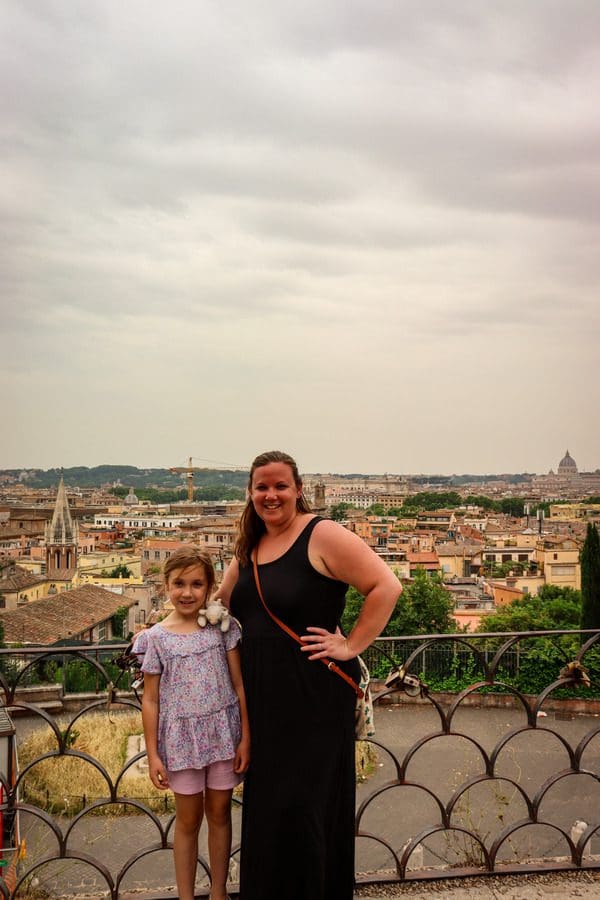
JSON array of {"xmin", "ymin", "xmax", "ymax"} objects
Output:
[{"xmin": 235, "ymin": 450, "xmax": 312, "ymax": 566}]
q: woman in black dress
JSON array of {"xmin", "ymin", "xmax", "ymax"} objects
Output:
[{"xmin": 217, "ymin": 450, "xmax": 401, "ymax": 900}]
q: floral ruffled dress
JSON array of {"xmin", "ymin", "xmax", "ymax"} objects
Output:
[{"xmin": 134, "ymin": 622, "xmax": 242, "ymax": 770}]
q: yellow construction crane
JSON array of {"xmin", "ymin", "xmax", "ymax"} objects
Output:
[{"xmin": 170, "ymin": 457, "xmax": 203, "ymax": 502}]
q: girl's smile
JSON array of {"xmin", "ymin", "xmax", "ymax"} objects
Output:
[{"xmin": 167, "ymin": 565, "xmax": 209, "ymax": 620}]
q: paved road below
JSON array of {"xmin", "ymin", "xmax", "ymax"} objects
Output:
[
  {"xmin": 355, "ymin": 869, "xmax": 600, "ymax": 898},
  {"xmin": 15, "ymin": 704, "xmax": 600, "ymax": 896}
]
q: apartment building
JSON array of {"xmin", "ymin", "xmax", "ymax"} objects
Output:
[
  {"xmin": 436, "ymin": 542, "xmax": 483, "ymax": 579},
  {"xmin": 0, "ymin": 564, "xmax": 50, "ymax": 611},
  {"xmin": 140, "ymin": 538, "xmax": 189, "ymax": 574},
  {"xmin": 415, "ymin": 510, "xmax": 456, "ymax": 533},
  {"xmin": 406, "ymin": 551, "xmax": 440, "ymax": 577},
  {"xmin": 535, "ymin": 537, "xmax": 581, "ymax": 591}
]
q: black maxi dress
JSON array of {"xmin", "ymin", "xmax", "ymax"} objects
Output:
[{"xmin": 230, "ymin": 516, "xmax": 360, "ymax": 900}]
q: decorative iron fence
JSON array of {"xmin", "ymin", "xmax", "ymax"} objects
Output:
[{"xmin": 0, "ymin": 630, "xmax": 599, "ymax": 898}]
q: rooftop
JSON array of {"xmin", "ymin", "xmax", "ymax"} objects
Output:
[{"xmin": 0, "ymin": 584, "xmax": 137, "ymax": 644}]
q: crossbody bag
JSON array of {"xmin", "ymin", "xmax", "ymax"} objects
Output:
[{"xmin": 252, "ymin": 549, "xmax": 374, "ymax": 739}]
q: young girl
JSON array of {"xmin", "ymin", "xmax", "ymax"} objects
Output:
[{"xmin": 134, "ymin": 547, "xmax": 250, "ymax": 900}]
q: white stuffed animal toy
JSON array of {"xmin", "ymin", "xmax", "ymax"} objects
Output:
[{"xmin": 197, "ymin": 598, "xmax": 231, "ymax": 632}]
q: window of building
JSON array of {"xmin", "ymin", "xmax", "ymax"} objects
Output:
[
  {"xmin": 552, "ymin": 565, "xmax": 575, "ymax": 576},
  {"xmin": 154, "ymin": 551, "xmax": 160, "ymax": 559}
]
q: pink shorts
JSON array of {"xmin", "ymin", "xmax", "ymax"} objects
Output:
[{"xmin": 167, "ymin": 758, "xmax": 242, "ymax": 795}]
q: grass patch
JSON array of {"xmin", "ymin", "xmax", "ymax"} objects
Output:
[
  {"xmin": 356, "ymin": 740, "xmax": 378, "ymax": 782},
  {"xmin": 18, "ymin": 710, "xmax": 376, "ymax": 813},
  {"xmin": 18, "ymin": 711, "xmax": 175, "ymax": 815}
]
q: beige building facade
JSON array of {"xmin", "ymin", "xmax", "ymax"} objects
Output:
[{"xmin": 535, "ymin": 539, "xmax": 581, "ymax": 591}]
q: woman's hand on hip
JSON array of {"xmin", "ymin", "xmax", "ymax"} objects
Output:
[{"xmin": 300, "ymin": 626, "xmax": 354, "ymax": 661}]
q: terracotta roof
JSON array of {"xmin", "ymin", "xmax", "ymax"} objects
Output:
[
  {"xmin": 457, "ymin": 525, "xmax": 486, "ymax": 543},
  {"xmin": 435, "ymin": 542, "xmax": 482, "ymax": 556},
  {"xmin": 0, "ymin": 566, "xmax": 47, "ymax": 593},
  {"xmin": 539, "ymin": 535, "xmax": 580, "ymax": 548},
  {"xmin": 46, "ymin": 569, "xmax": 77, "ymax": 582},
  {"xmin": 407, "ymin": 551, "xmax": 439, "ymax": 565},
  {"xmin": 0, "ymin": 585, "xmax": 137, "ymax": 646},
  {"xmin": 487, "ymin": 581, "xmax": 525, "ymax": 596}
]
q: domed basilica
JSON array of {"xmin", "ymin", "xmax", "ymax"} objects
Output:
[
  {"xmin": 557, "ymin": 450, "xmax": 578, "ymax": 476},
  {"xmin": 531, "ymin": 449, "xmax": 600, "ymax": 498}
]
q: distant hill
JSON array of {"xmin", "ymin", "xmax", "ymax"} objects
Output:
[
  {"xmin": 319, "ymin": 473, "xmax": 534, "ymax": 485},
  {"xmin": 1, "ymin": 466, "xmax": 536, "ymax": 490},
  {"xmin": 0, "ymin": 465, "xmax": 249, "ymax": 490}
]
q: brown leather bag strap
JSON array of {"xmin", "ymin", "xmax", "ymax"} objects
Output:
[{"xmin": 252, "ymin": 548, "xmax": 363, "ymax": 698}]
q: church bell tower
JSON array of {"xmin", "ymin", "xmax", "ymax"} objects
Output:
[{"xmin": 45, "ymin": 475, "xmax": 78, "ymax": 575}]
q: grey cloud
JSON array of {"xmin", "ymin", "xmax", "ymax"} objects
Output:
[{"xmin": 2, "ymin": 0, "xmax": 599, "ymax": 471}]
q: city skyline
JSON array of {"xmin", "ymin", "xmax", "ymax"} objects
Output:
[
  {"xmin": 2, "ymin": 2, "xmax": 598, "ymax": 475},
  {"xmin": 0, "ymin": 448, "xmax": 597, "ymax": 480}
]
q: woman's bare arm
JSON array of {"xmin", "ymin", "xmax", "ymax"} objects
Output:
[{"xmin": 301, "ymin": 519, "xmax": 401, "ymax": 659}]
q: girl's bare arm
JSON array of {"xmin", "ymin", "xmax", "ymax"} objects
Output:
[{"xmin": 141, "ymin": 673, "xmax": 169, "ymax": 789}]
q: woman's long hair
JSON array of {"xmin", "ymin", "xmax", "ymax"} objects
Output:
[{"xmin": 235, "ymin": 450, "xmax": 312, "ymax": 566}]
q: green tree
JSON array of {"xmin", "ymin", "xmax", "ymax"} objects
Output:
[
  {"xmin": 386, "ymin": 569, "xmax": 455, "ymax": 635},
  {"xmin": 476, "ymin": 585, "xmax": 595, "ymax": 698},
  {"xmin": 193, "ymin": 486, "xmax": 245, "ymax": 501},
  {"xmin": 109, "ymin": 564, "xmax": 132, "ymax": 578},
  {"xmin": 581, "ymin": 523, "xmax": 600, "ymax": 630},
  {"xmin": 500, "ymin": 498, "xmax": 525, "ymax": 517},
  {"xmin": 340, "ymin": 585, "xmax": 364, "ymax": 635},
  {"xmin": 398, "ymin": 506, "xmax": 418, "ymax": 519},
  {"xmin": 478, "ymin": 585, "xmax": 582, "ymax": 633},
  {"xmin": 330, "ymin": 503, "xmax": 353, "ymax": 521},
  {"xmin": 111, "ymin": 606, "xmax": 130, "ymax": 639},
  {"xmin": 342, "ymin": 570, "xmax": 455, "ymax": 637},
  {"xmin": 464, "ymin": 495, "xmax": 499, "ymax": 511},
  {"xmin": 485, "ymin": 560, "xmax": 528, "ymax": 578},
  {"xmin": 365, "ymin": 503, "xmax": 385, "ymax": 516},
  {"xmin": 110, "ymin": 485, "xmax": 245, "ymax": 503},
  {"xmin": 408, "ymin": 491, "xmax": 462, "ymax": 510}
]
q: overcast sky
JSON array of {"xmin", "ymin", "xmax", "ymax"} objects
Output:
[{"xmin": 2, "ymin": 1, "xmax": 598, "ymax": 476}]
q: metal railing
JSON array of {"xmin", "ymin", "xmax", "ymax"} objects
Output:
[{"xmin": 0, "ymin": 630, "xmax": 599, "ymax": 898}]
